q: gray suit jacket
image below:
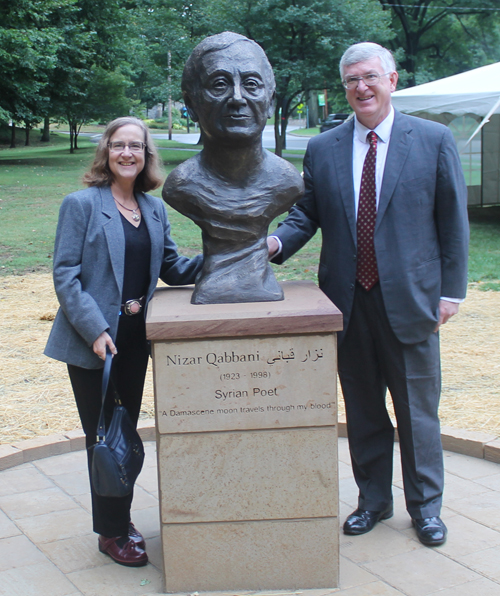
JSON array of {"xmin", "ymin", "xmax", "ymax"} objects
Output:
[
  {"xmin": 273, "ymin": 110, "xmax": 469, "ymax": 345},
  {"xmin": 44, "ymin": 185, "xmax": 202, "ymax": 368}
]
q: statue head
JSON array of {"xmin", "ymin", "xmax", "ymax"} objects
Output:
[{"xmin": 182, "ymin": 32, "xmax": 276, "ymax": 144}]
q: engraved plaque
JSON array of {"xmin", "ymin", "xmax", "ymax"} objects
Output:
[{"xmin": 153, "ymin": 333, "xmax": 336, "ymax": 433}]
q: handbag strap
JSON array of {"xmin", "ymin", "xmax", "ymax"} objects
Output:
[{"xmin": 95, "ymin": 348, "xmax": 113, "ymax": 443}]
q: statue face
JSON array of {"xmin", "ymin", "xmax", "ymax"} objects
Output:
[{"xmin": 190, "ymin": 42, "xmax": 274, "ymax": 144}]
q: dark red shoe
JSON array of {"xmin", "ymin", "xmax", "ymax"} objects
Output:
[
  {"xmin": 128, "ymin": 522, "xmax": 146, "ymax": 550},
  {"xmin": 98, "ymin": 535, "xmax": 148, "ymax": 567}
]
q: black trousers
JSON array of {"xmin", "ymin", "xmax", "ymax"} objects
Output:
[
  {"xmin": 338, "ymin": 283, "xmax": 443, "ymax": 519},
  {"xmin": 68, "ymin": 314, "xmax": 150, "ymax": 537}
]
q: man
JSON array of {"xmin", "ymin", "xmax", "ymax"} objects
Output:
[
  {"xmin": 268, "ymin": 42, "xmax": 469, "ymax": 546},
  {"xmin": 163, "ymin": 32, "xmax": 303, "ymax": 304}
]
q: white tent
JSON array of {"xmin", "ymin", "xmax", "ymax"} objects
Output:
[
  {"xmin": 391, "ymin": 61, "xmax": 500, "ymax": 118},
  {"xmin": 391, "ymin": 62, "xmax": 500, "ymax": 206}
]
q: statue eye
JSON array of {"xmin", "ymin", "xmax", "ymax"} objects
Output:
[
  {"xmin": 243, "ymin": 78, "xmax": 262, "ymax": 92},
  {"xmin": 212, "ymin": 78, "xmax": 229, "ymax": 91}
]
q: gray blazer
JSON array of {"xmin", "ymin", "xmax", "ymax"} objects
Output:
[
  {"xmin": 44, "ymin": 185, "xmax": 202, "ymax": 368},
  {"xmin": 273, "ymin": 110, "xmax": 469, "ymax": 345}
]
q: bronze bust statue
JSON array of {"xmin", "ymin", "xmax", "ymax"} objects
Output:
[{"xmin": 162, "ymin": 32, "xmax": 304, "ymax": 304}]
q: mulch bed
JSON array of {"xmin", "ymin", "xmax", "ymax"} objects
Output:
[{"xmin": 1, "ymin": 273, "xmax": 498, "ymax": 444}]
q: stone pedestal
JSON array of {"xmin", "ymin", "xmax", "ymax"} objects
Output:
[{"xmin": 146, "ymin": 281, "xmax": 343, "ymax": 593}]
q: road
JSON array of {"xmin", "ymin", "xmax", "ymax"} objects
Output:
[
  {"xmin": 163, "ymin": 124, "xmax": 311, "ymax": 152},
  {"xmin": 80, "ymin": 124, "xmax": 312, "ymax": 152}
]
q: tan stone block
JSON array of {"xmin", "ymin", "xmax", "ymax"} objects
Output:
[
  {"xmin": 162, "ymin": 518, "xmax": 339, "ymax": 592},
  {"xmin": 363, "ymin": 547, "xmax": 479, "ymax": 595},
  {"xmin": 38, "ymin": 534, "xmax": 107, "ymax": 574},
  {"xmin": 67, "ymin": 559, "xmax": 164, "ymax": 596},
  {"xmin": 0, "ymin": 509, "xmax": 21, "ymax": 539},
  {"xmin": 158, "ymin": 428, "xmax": 337, "ymax": 523},
  {"xmin": 154, "ymin": 334, "xmax": 337, "ymax": 433},
  {"xmin": 441, "ymin": 426, "xmax": 497, "ymax": 459},
  {"xmin": 0, "ymin": 465, "xmax": 53, "ymax": 496},
  {"xmin": 0, "ymin": 562, "xmax": 79, "ymax": 596},
  {"xmin": 34, "ymin": 449, "xmax": 87, "ymax": 477},
  {"xmin": 12, "ymin": 435, "xmax": 71, "ymax": 463},
  {"xmin": 0, "ymin": 534, "xmax": 48, "ymax": 572},
  {"xmin": 137, "ymin": 419, "xmax": 156, "ymax": 442},
  {"xmin": 484, "ymin": 439, "xmax": 500, "ymax": 464},
  {"xmin": 0, "ymin": 445, "xmax": 23, "ymax": 471},
  {"xmin": 64, "ymin": 429, "xmax": 86, "ymax": 452},
  {"xmin": 147, "ymin": 281, "xmax": 343, "ymax": 341},
  {"xmin": 338, "ymin": 413, "xmax": 347, "ymax": 438},
  {"xmin": 0, "ymin": 487, "xmax": 80, "ymax": 520},
  {"xmin": 16, "ymin": 507, "xmax": 91, "ymax": 544}
]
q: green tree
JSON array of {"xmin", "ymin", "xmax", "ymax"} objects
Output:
[
  {"xmin": 126, "ymin": 0, "xmax": 208, "ymax": 110},
  {"xmin": 207, "ymin": 0, "xmax": 392, "ymax": 155},
  {"xmin": 378, "ymin": 0, "xmax": 500, "ymax": 86},
  {"xmin": 47, "ymin": 0, "xmax": 132, "ymax": 152},
  {"xmin": 0, "ymin": 0, "xmax": 75, "ymax": 146},
  {"xmin": 62, "ymin": 66, "xmax": 135, "ymax": 150}
]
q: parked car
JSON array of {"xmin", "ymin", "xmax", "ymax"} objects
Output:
[{"xmin": 320, "ymin": 113, "xmax": 349, "ymax": 133}]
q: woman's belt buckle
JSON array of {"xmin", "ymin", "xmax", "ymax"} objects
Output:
[{"xmin": 123, "ymin": 298, "xmax": 143, "ymax": 316}]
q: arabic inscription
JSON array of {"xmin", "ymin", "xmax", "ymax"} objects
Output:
[{"xmin": 153, "ymin": 334, "xmax": 337, "ymax": 433}]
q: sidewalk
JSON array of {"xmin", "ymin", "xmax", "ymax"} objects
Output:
[{"xmin": 0, "ymin": 437, "xmax": 500, "ymax": 596}]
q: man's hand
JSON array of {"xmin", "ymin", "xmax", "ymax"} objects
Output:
[
  {"xmin": 267, "ymin": 236, "xmax": 279, "ymax": 259},
  {"xmin": 93, "ymin": 331, "xmax": 117, "ymax": 360},
  {"xmin": 434, "ymin": 300, "xmax": 460, "ymax": 332}
]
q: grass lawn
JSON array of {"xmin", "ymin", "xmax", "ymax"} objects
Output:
[
  {"xmin": 0, "ymin": 135, "xmax": 498, "ymax": 290},
  {"xmin": 468, "ymin": 206, "xmax": 500, "ymax": 290},
  {"xmin": 290, "ymin": 127, "xmax": 320, "ymax": 136}
]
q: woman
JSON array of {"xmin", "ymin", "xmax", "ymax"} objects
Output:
[{"xmin": 45, "ymin": 116, "xmax": 202, "ymax": 567}]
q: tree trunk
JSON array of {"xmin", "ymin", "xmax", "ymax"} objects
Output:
[
  {"xmin": 168, "ymin": 50, "xmax": 172, "ymax": 141},
  {"xmin": 281, "ymin": 96, "xmax": 289, "ymax": 151},
  {"xmin": 69, "ymin": 123, "xmax": 74, "ymax": 154},
  {"xmin": 10, "ymin": 122, "xmax": 15, "ymax": 148},
  {"xmin": 74, "ymin": 123, "xmax": 79, "ymax": 150},
  {"xmin": 280, "ymin": 116, "xmax": 288, "ymax": 153},
  {"xmin": 274, "ymin": 104, "xmax": 282, "ymax": 157},
  {"xmin": 41, "ymin": 116, "xmax": 50, "ymax": 142}
]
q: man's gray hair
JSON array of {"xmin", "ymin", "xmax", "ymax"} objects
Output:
[{"xmin": 339, "ymin": 42, "xmax": 396, "ymax": 78}]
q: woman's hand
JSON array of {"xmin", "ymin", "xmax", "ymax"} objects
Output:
[{"xmin": 93, "ymin": 331, "xmax": 118, "ymax": 360}]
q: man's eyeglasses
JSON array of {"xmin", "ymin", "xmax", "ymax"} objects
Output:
[
  {"xmin": 108, "ymin": 141, "xmax": 147, "ymax": 153},
  {"xmin": 342, "ymin": 72, "xmax": 392, "ymax": 90}
]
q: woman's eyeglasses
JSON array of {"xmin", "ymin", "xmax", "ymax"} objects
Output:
[{"xmin": 108, "ymin": 141, "xmax": 146, "ymax": 153}]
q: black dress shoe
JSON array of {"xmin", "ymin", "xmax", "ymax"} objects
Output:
[
  {"xmin": 343, "ymin": 506, "xmax": 394, "ymax": 535},
  {"xmin": 128, "ymin": 522, "xmax": 146, "ymax": 550},
  {"xmin": 412, "ymin": 516, "xmax": 447, "ymax": 546},
  {"xmin": 98, "ymin": 535, "xmax": 148, "ymax": 567}
]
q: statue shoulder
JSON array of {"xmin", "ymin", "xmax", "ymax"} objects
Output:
[
  {"xmin": 164, "ymin": 154, "xmax": 203, "ymax": 193},
  {"xmin": 263, "ymin": 151, "xmax": 304, "ymax": 193}
]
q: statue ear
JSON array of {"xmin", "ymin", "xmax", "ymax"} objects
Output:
[
  {"xmin": 267, "ymin": 91, "xmax": 276, "ymax": 119},
  {"xmin": 184, "ymin": 96, "xmax": 199, "ymax": 122}
]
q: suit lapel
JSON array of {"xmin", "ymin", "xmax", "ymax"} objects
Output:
[
  {"xmin": 376, "ymin": 111, "xmax": 413, "ymax": 231},
  {"xmin": 101, "ymin": 186, "xmax": 125, "ymax": 294},
  {"xmin": 137, "ymin": 193, "xmax": 163, "ymax": 298},
  {"xmin": 331, "ymin": 120, "xmax": 357, "ymax": 244}
]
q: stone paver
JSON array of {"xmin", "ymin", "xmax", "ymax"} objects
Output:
[{"xmin": 0, "ymin": 438, "xmax": 498, "ymax": 596}]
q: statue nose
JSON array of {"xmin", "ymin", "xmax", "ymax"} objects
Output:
[{"xmin": 230, "ymin": 83, "xmax": 246, "ymax": 105}]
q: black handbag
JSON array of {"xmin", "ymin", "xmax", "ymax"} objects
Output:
[{"xmin": 90, "ymin": 350, "xmax": 145, "ymax": 498}]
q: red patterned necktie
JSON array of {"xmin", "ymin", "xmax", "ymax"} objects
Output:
[{"xmin": 356, "ymin": 131, "xmax": 379, "ymax": 291}]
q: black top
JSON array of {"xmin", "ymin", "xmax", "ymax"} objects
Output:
[{"xmin": 120, "ymin": 214, "xmax": 151, "ymax": 303}]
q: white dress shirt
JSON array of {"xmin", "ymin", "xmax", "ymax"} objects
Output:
[{"xmin": 353, "ymin": 106, "xmax": 394, "ymax": 217}]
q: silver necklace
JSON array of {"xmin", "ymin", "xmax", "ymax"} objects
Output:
[{"xmin": 113, "ymin": 196, "xmax": 140, "ymax": 222}]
